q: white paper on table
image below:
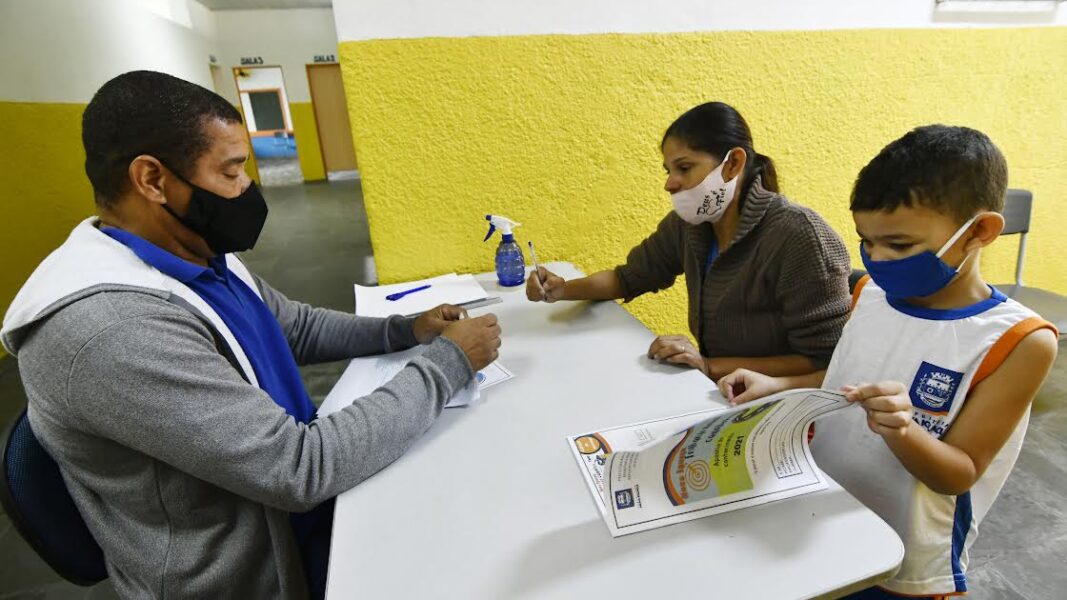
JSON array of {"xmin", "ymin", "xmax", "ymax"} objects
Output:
[
  {"xmin": 354, "ymin": 273, "xmax": 489, "ymax": 318},
  {"xmin": 475, "ymin": 362, "xmax": 513, "ymax": 390},
  {"xmin": 318, "ymin": 347, "xmax": 513, "ymax": 417}
]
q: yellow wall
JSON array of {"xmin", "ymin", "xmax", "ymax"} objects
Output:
[
  {"xmin": 338, "ymin": 27, "xmax": 1066, "ymax": 336},
  {"xmin": 0, "ymin": 101, "xmax": 273, "ymax": 359},
  {"xmin": 290, "ymin": 101, "xmax": 327, "ymax": 181},
  {"xmin": 0, "ymin": 102, "xmax": 96, "ymax": 354}
]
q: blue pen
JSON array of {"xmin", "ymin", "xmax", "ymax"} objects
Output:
[{"xmin": 386, "ymin": 284, "xmax": 432, "ymax": 301}]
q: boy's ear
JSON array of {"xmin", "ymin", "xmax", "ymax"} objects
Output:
[{"xmin": 965, "ymin": 212, "xmax": 1005, "ymax": 252}]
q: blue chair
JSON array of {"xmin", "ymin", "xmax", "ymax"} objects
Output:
[{"xmin": 0, "ymin": 408, "xmax": 108, "ymax": 585}]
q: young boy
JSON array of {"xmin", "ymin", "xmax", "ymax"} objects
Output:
[{"xmin": 718, "ymin": 125, "xmax": 1058, "ymax": 599}]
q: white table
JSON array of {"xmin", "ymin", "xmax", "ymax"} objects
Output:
[{"xmin": 321, "ymin": 262, "xmax": 903, "ymax": 599}]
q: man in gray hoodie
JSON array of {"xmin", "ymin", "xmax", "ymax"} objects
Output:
[{"xmin": 1, "ymin": 71, "xmax": 501, "ymax": 599}]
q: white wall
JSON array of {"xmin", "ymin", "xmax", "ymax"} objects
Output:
[
  {"xmin": 213, "ymin": 9, "xmax": 338, "ymax": 104},
  {"xmin": 0, "ymin": 0, "xmax": 217, "ymax": 103},
  {"xmin": 333, "ymin": 0, "xmax": 1066, "ymax": 41},
  {"xmin": 234, "ymin": 66, "xmax": 294, "ymax": 131}
]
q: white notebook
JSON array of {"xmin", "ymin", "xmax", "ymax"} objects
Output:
[{"xmin": 354, "ymin": 273, "xmax": 489, "ymax": 318}]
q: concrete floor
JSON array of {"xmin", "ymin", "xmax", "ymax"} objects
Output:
[
  {"xmin": 256, "ymin": 156, "xmax": 305, "ymax": 187},
  {"xmin": 1, "ymin": 179, "xmax": 1065, "ymax": 598}
]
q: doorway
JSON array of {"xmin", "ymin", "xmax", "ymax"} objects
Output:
[
  {"xmin": 233, "ymin": 66, "xmax": 305, "ymax": 186},
  {"xmin": 306, "ymin": 63, "xmax": 358, "ymax": 180}
]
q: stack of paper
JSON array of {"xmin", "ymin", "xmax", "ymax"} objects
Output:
[
  {"xmin": 333, "ymin": 273, "xmax": 512, "ymax": 413},
  {"xmin": 317, "ymin": 346, "xmax": 515, "ymax": 415},
  {"xmin": 354, "ymin": 273, "xmax": 490, "ymax": 318}
]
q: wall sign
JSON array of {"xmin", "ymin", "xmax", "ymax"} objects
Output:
[
  {"xmin": 313, "ymin": 54, "xmax": 337, "ymax": 63},
  {"xmin": 240, "ymin": 56, "xmax": 265, "ymax": 65}
]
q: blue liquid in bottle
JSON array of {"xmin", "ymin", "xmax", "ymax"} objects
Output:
[{"xmin": 495, "ymin": 234, "xmax": 526, "ymax": 287}]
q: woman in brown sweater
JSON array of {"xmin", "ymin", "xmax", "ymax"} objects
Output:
[{"xmin": 526, "ymin": 102, "xmax": 850, "ymax": 380}]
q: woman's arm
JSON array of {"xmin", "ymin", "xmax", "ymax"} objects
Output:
[
  {"xmin": 706, "ymin": 354, "xmax": 817, "ymax": 380},
  {"xmin": 648, "ymin": 335, "xmax": 821, "ymax": 381},
  {"xmin": 526, "ymin": 213, "xmax": 685, "ymax": 304},
  {"xmin": 527, "ymin": 268, "xmax": 624, "ymax": 302},
  {"xmin": 773, "ymin": 213, "xmax": 851, "ymax": 369}
]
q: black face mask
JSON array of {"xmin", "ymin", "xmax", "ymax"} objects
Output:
[{"xmin": 161, "ymin": 167, "xmax": 269, "ymax": 255}]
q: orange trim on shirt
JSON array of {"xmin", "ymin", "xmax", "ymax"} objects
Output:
[
  {"xmin": 969, "ymin": 316, "xmax": 1058, "ymax": 391},
  {"xmin": 850, "ymin": 274, "xmax": 871, "ymax": 312}
]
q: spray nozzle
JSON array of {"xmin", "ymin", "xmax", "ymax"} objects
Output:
[{"xmin": 484, "ymin": 214, "xmax": 521, "ymax": 242}]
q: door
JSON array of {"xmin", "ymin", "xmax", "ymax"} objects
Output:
[{"xmin": 307, "ymin": 63, "xmax": 358, "ymax": 173}]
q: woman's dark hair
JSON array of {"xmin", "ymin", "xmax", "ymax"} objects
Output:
[{"xmin": 661, "ymin": 102, "xmax": 779, "ymax": 196}]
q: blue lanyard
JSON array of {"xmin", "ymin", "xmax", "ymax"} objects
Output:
[{"xmin": 704, "ymin": 236, "xmax": 720, "ymax": 274}]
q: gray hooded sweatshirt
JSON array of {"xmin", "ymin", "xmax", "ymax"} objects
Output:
[{"xmin": 1, "ymin": 218, "xmax": 473, "ymax": 598}]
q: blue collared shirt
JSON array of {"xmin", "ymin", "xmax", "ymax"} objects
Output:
[{"xmin": 101, "ymin": 226, "xmax": 316, "ymax": 425}]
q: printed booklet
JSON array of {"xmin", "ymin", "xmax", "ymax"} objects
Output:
[{"xmin": 568, "ymin": 389, "xmax": 851, "ymax": 536}]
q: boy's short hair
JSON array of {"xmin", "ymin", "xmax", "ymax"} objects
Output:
[{"xmin": 850, "ymin": 125, "xmax": 1008, "ymax": 222}]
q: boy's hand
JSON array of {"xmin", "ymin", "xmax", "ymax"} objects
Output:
[
  {"xmin": 412, "ymin": 304, "xmax": 467, "ymax": 344},
  {"xmin": 718, "ymin": 369, "xmax": 786, "ymax": 406},
  {"xmin": 844, "ymin": 382, "xmax": 914, "ymax": 440}
]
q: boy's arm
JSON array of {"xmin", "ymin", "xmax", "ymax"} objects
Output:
[
  {"xmin": 718, "ymin": 368, "xmax": 827, "ymax": 405},
  {"xmin": 854, "ymin": 328, "xmax": 1057, "ymax": 496}
]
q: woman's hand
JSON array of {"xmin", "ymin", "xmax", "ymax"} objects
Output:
[
  {"xmin": 412, "ymin": 304, "xmax": 467, "ymax": 344},
  {"xmin": 842, "ymin": 382, "xmax": 913, "ymax": 440},
  {"xmin": 717, "ymin": 369, "xmax": 787, "ymax": 405},
  {"xmin": 647, "ymin": 335, "xmax": 709, "ymax": 376},
  {"xmin": 526, "ymin": 267, "xmax": 567, "ymax": 303}
]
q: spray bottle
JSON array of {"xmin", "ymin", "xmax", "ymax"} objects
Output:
[{"xmin": 484, "ymin": 215, "xmax": 526, "ymax": 287}]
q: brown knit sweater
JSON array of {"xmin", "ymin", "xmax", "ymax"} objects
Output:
[{"xmin": 614, "ymin": 177, "xmax": 850, "ymax": 368}]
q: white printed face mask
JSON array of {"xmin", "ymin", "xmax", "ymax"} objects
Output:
[{"xmin": 670, "ymin": 150, "xmax": 740, "ymax": 225}]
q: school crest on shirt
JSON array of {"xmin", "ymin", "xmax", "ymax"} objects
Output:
[{"xmin": 910, "ymin": 361, "xmax": 963, "ymax": 417}]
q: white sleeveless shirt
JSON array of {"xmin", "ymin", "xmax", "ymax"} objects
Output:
[{"xmin": 813, "ymin": 276, "xmax": 1054, "ymax": 596}]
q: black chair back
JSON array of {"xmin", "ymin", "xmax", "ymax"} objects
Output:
[{"xmin": 0, "ymin": 409, "xmax": 108, "ymax": 585}]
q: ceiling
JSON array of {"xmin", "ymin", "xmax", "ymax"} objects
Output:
[{"xmin": 197, "ymin": 0, "xmax": 332, "ymax": 9}]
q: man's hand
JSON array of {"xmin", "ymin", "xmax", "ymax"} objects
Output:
[
  {"xmin": 647, "ymin": 335, "xmax": 709, "ymax": 376},
  {"xmin": 843, "ymin": 382, "xmax": 913, "ymax": 440},
  {"xmin": 526, "ymin": 267, "xmax": 566, "ymax": 303},
  {"xmin": 442, "ymin": 313, "xmax": 502, "ymax": 371},
  {"xmin": 412, "ymin": 304, "xmax": 467, "ymax": 344},
  {"xmin": 717, "ymin": 369, "xmax": 786, "ymax": 405}
]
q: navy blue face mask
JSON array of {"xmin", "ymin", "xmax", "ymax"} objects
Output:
[
  {"xmin": 860, "ymin": 214, "xmax": 980, "ymax": 300},
  {"xmin": 161, "ymin": 165, "xmax": 268, "ymax": 255}
]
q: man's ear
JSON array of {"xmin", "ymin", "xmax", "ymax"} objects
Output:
[
  {"xmin": 128, "ymin": 155, "xmax": 171, "ymax": 206},
  {"xmin": 965, "ymin": 212, "xmax": 1005, "ymax": 252}
]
